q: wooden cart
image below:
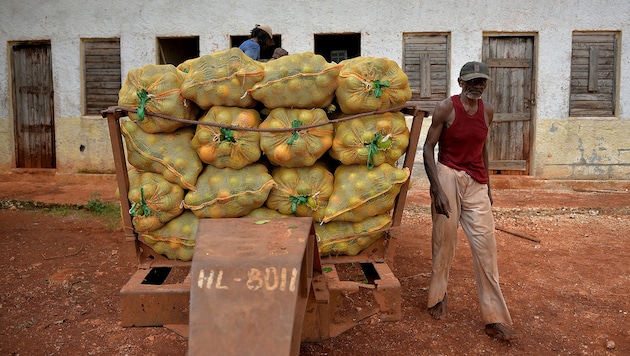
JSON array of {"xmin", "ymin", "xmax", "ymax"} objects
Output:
[{"xmin": 102, "ymin": 104, "xmax": 427, "ymax": 354}]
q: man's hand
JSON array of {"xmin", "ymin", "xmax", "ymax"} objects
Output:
[
  {"xmin": 488, "ymin": 186, "xmax": 494, "ymax": 206},
  {"xmin": 432, "ymin": 189, "xmax": 451, "ymax": 218}
]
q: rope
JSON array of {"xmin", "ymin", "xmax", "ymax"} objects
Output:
[{"xmin": 103, "ymin": 104, "xmax": 423, "ymax": 132}]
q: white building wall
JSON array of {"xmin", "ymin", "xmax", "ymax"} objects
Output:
[{"xmin": 1, "ymin": 0, "xmax": 629, "ymax": 179}]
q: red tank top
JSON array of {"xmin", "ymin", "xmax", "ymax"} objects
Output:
[{"xmin": 438, "ymin": 95, "xmax": 489, "ymax": 184}]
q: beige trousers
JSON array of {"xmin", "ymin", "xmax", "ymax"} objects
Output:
[{"xmin": 427, "ymin": 162, "xmax": 512, "ymax": 325}]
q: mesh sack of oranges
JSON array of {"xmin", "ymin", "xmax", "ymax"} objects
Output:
[
  {"xmin": 140, "ymin": 210, "xmax": 199, "ymax": 261},
  {"xmin": 330, "ymin": 111, "xmax": 410, "ymax": 169},
  {"xmin": 118, "ymin": 64, "xmax": 199, "ymax": 133},
  {"xmin": 265, "ymin": 162, "xmax": 334, "ymax": 222},
  {"xmin": 247, "ymin": 52, "xmax": 342, "ymax": 109},
  {"xmin": 259, "ymin": 108, "xmax": 333, "ymax": 167},
  {"xmin": 121, "ymin": 120, "xmax": 203, "ymax": 191},
  {"xmin": 191, "ymin": 106, "xmax": 262, "ymax": 169},
  {"xmin": 179, "ymin": 48, "xmax": 265, "ymax": 109},
  {"xmin": 322, "ymin": 163, "xmax": 410, "ymax": 223},
  {"xmin": 243, "ymin": 207, "xmax": 294, "ymax": 219},
  {"xmin": 127, "ymin": 169, "xmax": 185, "ymax": 232},
  {"xmin": 335, "ymin": 56, "xmax": 412, "ymax": 114},
  {"xmin": 316, "ymin": 214, "xmax": 392, "ymax": 256},
  {"xmin": 183, "ymin": 164, "xmax": 274, "ymax": 218}
]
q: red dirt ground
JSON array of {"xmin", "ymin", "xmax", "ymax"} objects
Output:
[{"xmin": 1, "ymin": 174, "xmax": 629, "ymax": 355}]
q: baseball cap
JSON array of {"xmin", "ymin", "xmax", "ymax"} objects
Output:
[
  {"xmin": 256, "ymin": 24, "xmax": 273, "ymax": 38},
  {"xmin": 459, "ymin": 61, "xmax": 492, "ymax": 81}
]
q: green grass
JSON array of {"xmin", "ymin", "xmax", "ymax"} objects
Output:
[{"xmin": 1, "ymin": 191, "xmax": 122, "ymax": 231}]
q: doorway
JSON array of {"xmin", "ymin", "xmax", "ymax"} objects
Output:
[
  {"xmin": 482, "ymin": 35, "xmax": 536, "ymax": 175},
  {"xmin": 11, "ymin": 41, "xmax": 56, "ymax": 169}
]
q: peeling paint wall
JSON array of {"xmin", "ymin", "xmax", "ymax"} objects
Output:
[
  {"xmin": 1, "ymin": 0, "xmax": 629, "ymax": 180},
  {"xmin": 536, "ymin": 119, "xmax": 630, "ymax": 179}
]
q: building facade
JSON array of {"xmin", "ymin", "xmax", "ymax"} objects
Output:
[{"xmin": 1, "ymin": 0, "xmax": 629, "ymax": 181}]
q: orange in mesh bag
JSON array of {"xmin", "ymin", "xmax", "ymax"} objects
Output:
[
  {"xmin": 141, "ymin": 210, "xmax": 199, "ymax": 262},
  {"xmin": 183, "ymin": 164, "xmax": 274, "ymax": 218},
  {"xmin": 121, "ymin": 120, "xmax": 203, "ymax": 191},
  {"xmin": 259, "ymin": 108, "xmax": 333, "ymax": 168},
  {"xmin": 265, "ymin": 162, "xmax": 334, "ymax": 223},
  {"xmin": 192, "ymin": 106, "xmax": 262, "ymax": 169},
  {"xmin": 118, "ymin": 64, "xmax": 199, "ymax": 133},
  {"xmin": 316, "ymin": 214, "xmax": 392, "ymax": 256},
  {"xmin": 330, "ymin": 111, "xmax": 410, "ymax": 169},
  {"xmin": 335, "ymin": 56, "xmax": 412, "ymax": 114},
  {"xmin": 243, "ymin": 207, "xmax": 294, "ymax": 219},
  {"xmin": 322, "ymin": 163, "xmax": 410, "ymax": 223},
  {"xmin": 127, "ymin": 169, "xmax": 185, "ymax": 232},
  {"xmin": 179, "ymin": 48, "xmax": 265, "ymax": 109},
  {"xmin": 247, "ymin": 52, "xmax": 342, "ymax": 109}
]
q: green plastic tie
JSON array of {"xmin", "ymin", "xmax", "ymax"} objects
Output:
[
  {"xmin": 289, "ymin": 195, "xmax": 309, "ymax": 213},
  {"xmin": 219, "ymin": 127, "xmax": 236, "ymax": 143},
  {"xmin": 286, "ymin": 119, "xmax": 303, "ymax": 146},
  {"xmin": 129, "ymin": 187, "xmax": 152, "ymax": 217},
  {"xmin": 136, "ymin": 89, "xmax": 150, "ymax": 121},
  {"xmin": 372, "ymin": 79, "xmax": 390, "ymax": 98},
  {"xmin": 365, "ymin": 133, "xmax": 382, "ymax": 170}
]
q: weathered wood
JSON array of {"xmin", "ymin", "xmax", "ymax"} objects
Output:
[
  {"xmin": 419, "ymin": 53, "xmax": 432, "ymax": 98},
  {"xmin": 588, "ymin": 46, "xmax": 599, "ymax": 92},
  {"xmin": 494, "ymin": 113, "xmax": 530, "ymax": 122},
  {"xmin": 488, "ymin": 160, "xmax": 527, "ymax": 171},
  {"xmin": 570, "ymin": 32, "xmax": 617, "ymax": 117},
  {"xmin": 11, "ymin": 42, "xmax": 55, "ymax": 169},
  {"xmin": 403, "ymin": 33, "xmax": 448, "ymax": 109},
  {"xmin": 483, "ymin": 35, "xmax": 534, "ymax": 175},
  {"xmin": 84, "ymin": 38, "xmax": 121, "ymax": 115}
]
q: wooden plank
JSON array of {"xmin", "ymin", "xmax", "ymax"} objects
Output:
[
  {"xmin": 488, "ymin": 160, "xmax": 527, "ymax": 171},
  {"xmin": 419, "ymin": 53, "xmax": 432, "ymax": 98},
  {"xmin": 84, "ymin": 38, "xmax": 121, "ymax": 116},
  {"xmin": 588, "ymin": 46, "xmax": 599, "ymax": 92},
  {"xmin": 494, "ymin": 113, "xmax": 530, "ymax": 122},
  {"xmin": 570, "ymin": 93, "xmax": 614, "ymax": 101},
  {"xmin": 485, "ymin": 58, "xmax": 531, "ymax": 68},
  {"xmin": 570, "ymin": 108, "xmax": 613, "ymax": 116}
]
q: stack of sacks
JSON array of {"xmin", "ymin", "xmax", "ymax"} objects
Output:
[{"xmin": 117, "ymin": 49, "xmax": 413, "ymax": 260}]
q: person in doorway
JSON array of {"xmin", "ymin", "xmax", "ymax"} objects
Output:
[
  {"xmin": 239, "ymin": 24, "xmax": 274, "ymax": 60},
  {"xmin": 422, "ymin": 61, "xmax": 515, "ymax": 341}
]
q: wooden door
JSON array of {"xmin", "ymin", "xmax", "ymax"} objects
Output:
[
  {"xmin": 11, "ymin": 42, "xmax": 55, "ymax": 168},
  {"xmin": 482, "ymin": 36, "xmax": 535, "ymax": 175}
]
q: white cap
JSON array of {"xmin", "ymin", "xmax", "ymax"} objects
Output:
[{"xmin": 256, "ymin": 24, "xmax": 273, "ymax": 38}]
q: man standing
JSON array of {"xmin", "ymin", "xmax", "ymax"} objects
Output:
[{"xmin": 422, "ymin": 61, "xmax": 515, "ymax": 340}]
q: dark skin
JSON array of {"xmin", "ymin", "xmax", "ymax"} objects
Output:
[
  {"xmin": 422, "ymin": 77, "xmax": 514, "ymax": 341},
  {"xmin": 422, "ymin": 77, "xmax": 494, "ymax": 219}
]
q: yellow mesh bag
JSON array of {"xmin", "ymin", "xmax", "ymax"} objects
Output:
[
  {"xmin": 243, "ymin": 207, "xmax": 295, "ymax": 219},
  {"xmin": 192, "ymin": 106, "xmax": 262, "ymax": 169},
  {"xmin": 247, "ymin": 52, "xmax": 342, "ymax": 109},
  {"xmin": 323, "ymin": 163, "xmax": 410, "ymax": 223},
  {"xmin": 335, "ymin": 56, "xmax": 412, "ymax": 114},
  {"xmin": 316, "ymin": 214, "xmax": 392, "ymax": 256},
  {"xmin": 330, "ymin": 111, "xmax": 410, "ymax": 168},
  {"xmin": 127, "ymin": 169, "xmax": 185, "ymax": 232},
  {"xmin": 121, "ymin": 120, "xmax": 203, "ymax": 191},
  {"xmin": 179, "ymin": 48, "xmax": 265, "ymax": 109},
  {"xmin": 141, "ymin": 210, "xmax": 198, "ymax": 261},
  {"xmin": 265, "ymin": 162, "xmax": 334, "ymax": 222},
  {"xmin": 118, "ymin": 64, "xmax": 199, "ymax": 133},
  {"xmin": 183, "ymin": 164, "xmax": 274, "ymax": 218},
  {"xmin": 259, "ymin": 108, "xmax": 333, "ymax": 167}
]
